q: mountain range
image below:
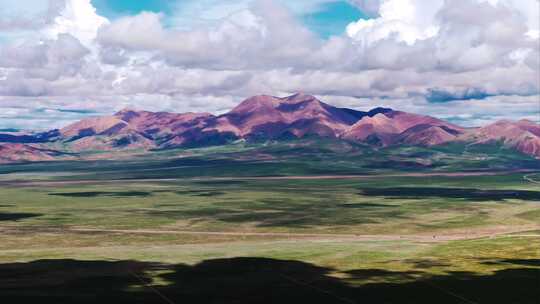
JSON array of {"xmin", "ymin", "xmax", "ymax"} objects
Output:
[{"xmin": 1, "ymin": 93, "xmax": 539, "ymax": 163}]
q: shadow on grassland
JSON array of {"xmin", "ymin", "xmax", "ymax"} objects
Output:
[
  {"xmin": 0, "ymin": 212, "xmax": 41, "ymax": 221},
  {"xmin": 1, "ymin": 257, "xmax": 538, "ymax": 304},
  {"xmin": 359, "ymin": 187, "xmax": 540, "ymax": 201},
  {"xmin": 49, "ymin": 191, "xmax": 152, "ymax": 198}
]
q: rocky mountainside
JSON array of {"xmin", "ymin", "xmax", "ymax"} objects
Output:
[{"xmin": 1, "ymin": 93, "xmax": 539, "ymax": 162}]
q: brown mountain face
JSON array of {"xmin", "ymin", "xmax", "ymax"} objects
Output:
[
  {"xmin": 205, "ymin": 93, "xmax": 369, "ymax": 140},
  {"xmin": 0, "ymin": 143, "xmax": 72, "ymax": 163},
  {"xmin": 343, "ymin": 110, "xmax": 467, "ymax": 146},
  {"xmin": 396, "ymin": 125, "xmax": 462, "ymax": 146},
  {"xmin": 1, "ymin": 93, "xmax": 539, "ymax": 160},
  {"xmin": 463, "ymin": 120, "xmax": 540, "ymax": 157},
  {"xmin": 113, "ymin": 109, "xmax": 215, "ymax": 147},
  {"xmin": 58, "ymin": 109, "xmax": 216, "ymax": 151},
  {"xmin": 59, "ymin": 115, "xmax": 154, "ymax": 151}
]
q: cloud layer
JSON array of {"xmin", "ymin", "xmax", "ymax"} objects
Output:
[{"xmin": 0, "ymin": 0, "xmax": 538, "ymax": 130}]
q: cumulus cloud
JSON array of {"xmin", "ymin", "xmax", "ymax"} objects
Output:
[
  {"xmin": 347, "ymin": 0, "xmax": 440, "ymax": 45},
  {"xmin": 97, "ymin": 1, "xmax": 327, "ymax": 70},
  {"xmin": 349, "ymin": 0, "xmax": 540, "ymax": 38},
  {"xmin": 0, "ymin": 33, "xmax": 91, "ymax": 96},
  {"xmin": 43, "ymin": 0, "xmax": 108, "ymax": 47},
  {"xmin": 0, "ymin": 0, "xmax": 538, "ymax": 130}
]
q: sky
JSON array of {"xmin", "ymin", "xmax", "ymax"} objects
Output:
[{"xmin": 0, "ymin": 0, "xmax": 538, "ymax": 130}]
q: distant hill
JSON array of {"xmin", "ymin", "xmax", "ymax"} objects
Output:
[
  {"xmin": 1, "ymin": 93, "xmax": 539, "ymax": 162},
  {"xmin": 0, "ymin": 143, "xmax": 73, "ymax": 163}
]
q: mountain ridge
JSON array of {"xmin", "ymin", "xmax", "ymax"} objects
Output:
[{"xmin": 1, "ymin": 93, "xmax": 539, "ymax": 162}]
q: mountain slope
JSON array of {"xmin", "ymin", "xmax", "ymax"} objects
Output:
[
  {"xmin": 56, "ymin": 109, "xmax": 216, "ymax": 151},
  {"xmin": 204, "ymin": 93, "xmax": 374, "ymax": 140},
  {"xmin": 343, "ymin": 110, "xmax": 467, "ymax": 146},
  {"xmin": 464, "ymin": 120, "xmax": 540, "ymax": 157},
  {"xmin": 396, "ymin": 125, "xmax": 460, "ymax": 146},
  {"xmin": 0, "ymin": 143, "xmax": 71, "ymax": 163},
  {"xmin": 1, "ymin": 93, "xmax": 539, "ymax": 160}
]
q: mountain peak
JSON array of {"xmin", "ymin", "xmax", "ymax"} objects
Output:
[
  {"xmin": 115, "ymin": 108, "xmax": 142, "ymax": 122},
  {"xmin": 229, "ymin": 95, "xmax": 280, "ymax": 114},
  {"xmin": 280, "ymin": 92, "xmax": 318, "ymax": 103},
  {"xmin": 115, "ymin": 107, "xmax": 139, "ymax": 115},
  {"xmin": 367, "ymin": 107, "xmax": 393, "ymax": 116},
  {"xmin": 518, "ymin": 119, "xmax": 538, "ymax": 124}
]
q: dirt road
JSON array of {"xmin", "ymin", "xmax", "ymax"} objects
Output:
[{"xmin": 4, "ymin": 224, "xmax": 533, "ymax": 243}]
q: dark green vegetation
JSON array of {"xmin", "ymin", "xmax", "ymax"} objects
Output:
[
  {"xmin": 0, "ymin": 144, "xmax": 539, "ymax": 303},
  {"xmin": 1, "ymin": 138, "xmax": 538, "ymax": 180},
  {"xmin": 360, "ymin": 187, "xmax": 540, "ymax": 201}
]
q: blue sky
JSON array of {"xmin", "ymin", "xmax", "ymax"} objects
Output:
[
  {"xmin": 91, "ymin": 0, "xmax": 365, "ymax": 38},
  {"xmin": 303, "ymin": 2, "xmax": 365, "ymax": 38},
  {"xmin": 92, "ymin": 0, "xmax": 175, "ymax": 18}
]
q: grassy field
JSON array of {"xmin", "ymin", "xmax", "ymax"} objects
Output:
[
  {"xmin": 2, "ymin": 138, "xmax": 538, "ymax": 180},
  {"xmin": 0, "ymin": 148, "xmax": 539, "ymax": 303}
]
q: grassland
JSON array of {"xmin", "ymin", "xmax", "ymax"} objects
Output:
[
  {"xmin": 2, "ymin": 138, "xmax": 538, "ymax": 180},
  {"xmin": 0, "ymin": 143, "xmax": 539, "ymax": 303}
]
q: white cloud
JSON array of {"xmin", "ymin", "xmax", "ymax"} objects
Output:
[
  {"xmin": 347, "ymin": 0, "xmax": 440, "ymax": 45},
  {"xmin": 43, "ymin": 0, "xmax": 108, "ymax": 47},
  {"xmin": 347, "ymin": 0, "xmax": 539, "ymax": 46},
  {"xmin": 0, "ymin": 0, "xmax": 538, "ymax": 130},
  {"xmin": 96, "ymin": 1, "xmax": 324, "ymax": 70}
]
